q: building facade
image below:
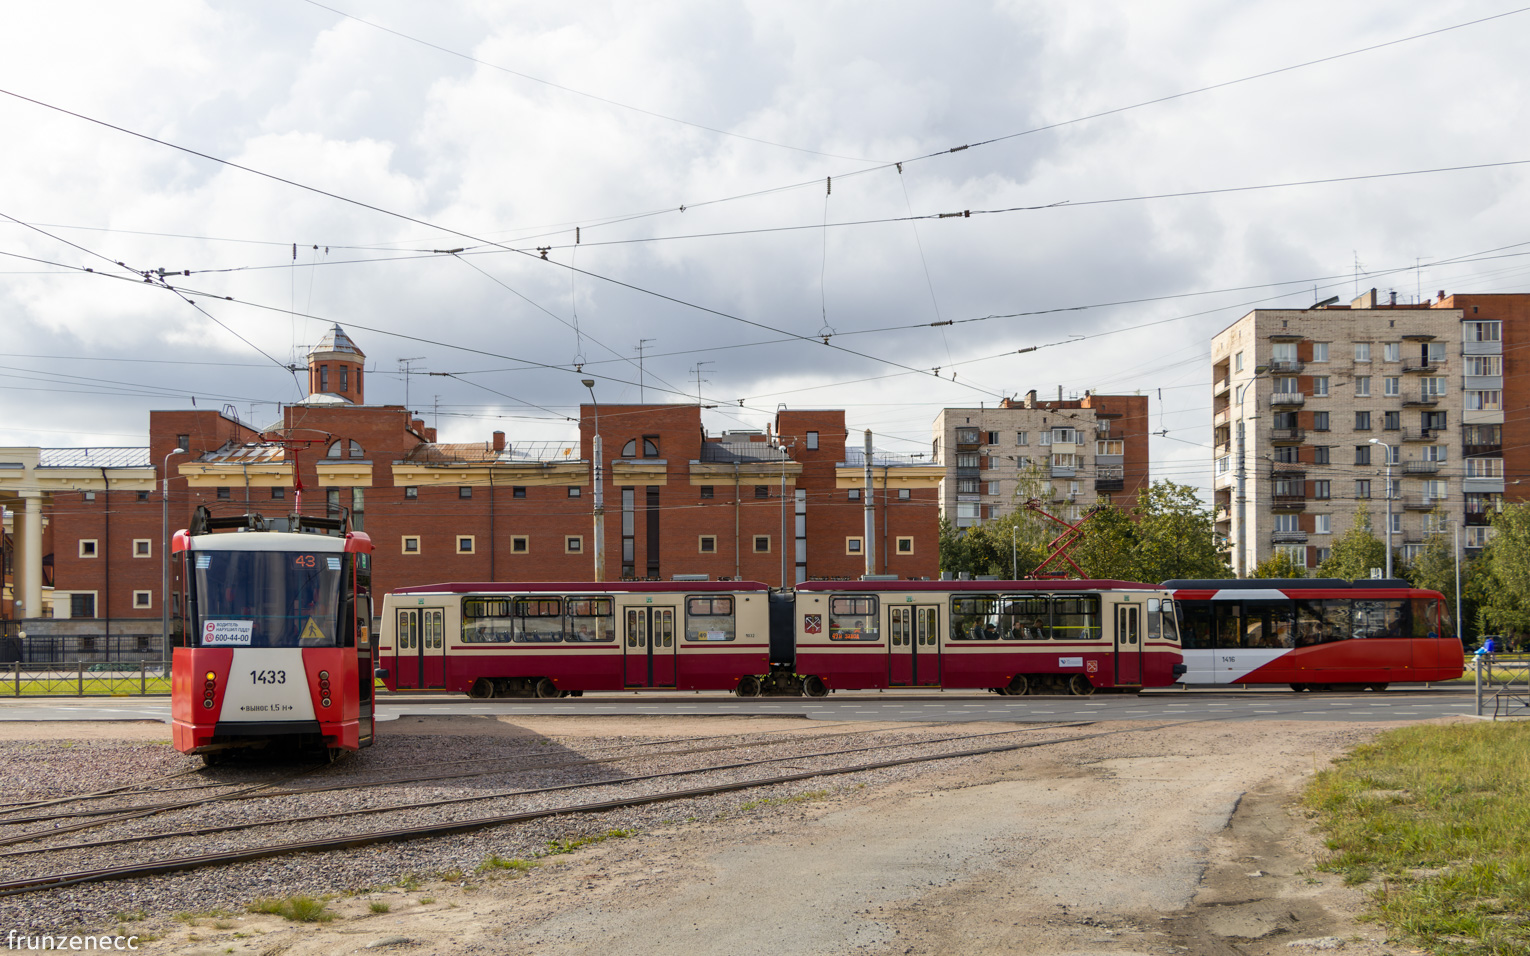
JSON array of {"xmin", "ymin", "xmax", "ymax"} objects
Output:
[
  {"xmin": 932, "ymin": 390, "xmax": 1150, "ymax": 529},
  {"xmin": 1212, "ymin": 289, "xmax": 1529, "ymax": 575},
  {"xmin": 2, "ymin": 328, "xmax": 942, "ymax": 652}
]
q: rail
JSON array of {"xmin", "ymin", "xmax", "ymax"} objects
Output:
[
  {"xmin": 0, "ymin": 662, "xmax": 169, "ymax": 697},
  {"xmin": 1473, "ymin": 653, "xmax": 1530, "ymax": 719}
]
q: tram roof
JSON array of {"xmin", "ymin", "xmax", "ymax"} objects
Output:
[
  {"xmin": 390, "ymin": 580, "xmax": 772, "ymax": 595},
  {"xmin": 795, "ymin": 579, "xmax": 1162, "ymax": 593}
]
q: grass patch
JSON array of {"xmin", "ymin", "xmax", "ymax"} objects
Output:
[
  {"xmin": 542, "ymin": 828, "xmax": 635, "ymax": 856},
  {"xmin": 740, "ymin": 789, "xmax": 832, "ymax": 812},
  {"xmin": 479, "ymin": 855, "xmax": 538, "ymax": 875},
  {"xmin": 1304, "ymin": 722, "xmax": 1530, "ymax": 955},
  {"xmin": 368, "ymin": 902, "xmax": 390, "ymax": 914},
  {"xmin": 247, "ymin": 895, "xmax": 335, "ymax": 923}
]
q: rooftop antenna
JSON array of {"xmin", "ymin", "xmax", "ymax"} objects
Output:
[
  {"xmin": 635, "ymin": 339, "xmax": 656, "ymax": 402},
  {"xmin": 692, "ymin": 361, "xmax": 713, "ymax": 405},
  {"xmin": 398, "ymin": 357, "xmax": 426, "ymax": 410}
]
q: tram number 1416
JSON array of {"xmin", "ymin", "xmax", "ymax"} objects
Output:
[{"xmin": 251, "ymin": 670, "xmax": 287, "ymax": 685}]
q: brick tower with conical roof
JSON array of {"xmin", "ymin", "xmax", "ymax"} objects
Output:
[{"xmin": 306, "ymin": 324, "xmax": 366, "ymax": 403}]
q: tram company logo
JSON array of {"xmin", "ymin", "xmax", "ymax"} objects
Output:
[
  {"xmin": 5, "ymin": 931, "xmax": 139, "ymax": 950},
  {"xmin": 803, "ymin": 614, "xmax": 821, "ymax": 635}
]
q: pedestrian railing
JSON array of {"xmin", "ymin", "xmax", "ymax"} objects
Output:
[
  {"xmin": 0, "ymin": 661, "xmax": 170, "ymax": 697},
  {"xmin": 1474, "ymin": 654, "xmax": 1530, "ymax": 718}
]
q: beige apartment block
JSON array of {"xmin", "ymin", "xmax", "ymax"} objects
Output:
[
  {"xmin": 933, "ymin": 390, "xmax": 1149, "ymax": 529},
  {"xmin": 1212, "ymin": 288, "xmax": 1511, "ymax": 576}
]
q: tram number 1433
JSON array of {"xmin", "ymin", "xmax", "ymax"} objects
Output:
[{"xmin": 251, "ymin": 670, "xmax": 288, "ymax": 685}]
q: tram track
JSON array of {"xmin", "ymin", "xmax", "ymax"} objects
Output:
[{"xmin": 0, "ymin": 720, "xmax": 1172, "ymax": 897}]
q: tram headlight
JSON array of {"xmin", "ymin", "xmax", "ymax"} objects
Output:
[
  {"xmin": 318, "ymin": 670, "xmax": 329, "ymax": 680},
  {"xmin": 321, "ymin": 698, "xmax": 332, "ymax": 708},
  {"xmin": 203, "ymin": 670, "xmax": 217, "ymax": 708}
]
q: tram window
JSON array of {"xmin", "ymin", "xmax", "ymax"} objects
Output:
[
  {"xmin": 1178, "ymin": 605, "xmax": 1213, "ymax": 649},
  {"xmin": 1160, "ymin": 600, "xmax": 1180, "ymax": 644},
  {"xmin": 829, "ymin": 596, "xmax": 880, "ymax": 641},
  {"xmin": 1241, "ymin": 602, "xmax": 1293, "ymax": 648},
  {"xmin": 514, "ymin": 598, "xmax": 564, "ymax": 643},
  {"xmin": 1001, "ymin": 595, "xmax": 1050, "ymax": 640},
  {"xmin": 1146, "ymin": 599, "xmax": 1161, "ymax": 642},
  {"xmin": 1411, "ymin": 598, "xmax": 1441, "ymax": 637},
  {"xmin": 685, "ymin": 596, "xmax": 736, "ymax": 642},
  {"xmin": 1294, "ymin": 599, "xmax": 1350, "ymax": 644},
  {"xmin": 1353, "ymin": 600, "xmax": 1405, "ymax": 639},
  {"xmin": 950, "ymin": 595, "xmax": 1001, "ymax": 640},
  {"xmin": 1053, "ymin": 595, "xmax": 1101, "ymax": 641},
  {"xmin": 567, "ymin": 596, "xmax": 615, "ymax": 642},
  {"xmin": 462, "ymin": 597, "xmax": 514, "ymax": 643},
  {"xmin": 1215, "ymin": 605, "xmax": 1242, "ymax": 649}
]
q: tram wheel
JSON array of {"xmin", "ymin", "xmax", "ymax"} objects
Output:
[
  {"xmin": 1368, "ymin": 683, "xmax": 1389, "ymax": 692},
  {"xmin": 468, "ymin": 678, "xmax": 496, "ymax": 699},
  {"xmin": 1289, "ymin": 683, "xmax": 1308, "ymax": 692},
  {"xmin": 201, "ymin": 751, "xmax": 223, "ymax": 768},
  {"xmin": 802, "ymin": 675, "xmax": 829, "ymax": 698},
  {"xmin": 327, "ymin": 747, "xmax": 344, "ymax": 765},
  {"xmin": 1067, "ymin": 674, "xmax": 1095, "ymax": 697},
  {"xmin": 1005, "ymin": 675, "xmax": 1029, "ymax": 697},
  {"xmin": 735, "ymin": 675, "xmax": 762, "ymax": 698},
  {"xmin": 534, "ymin": 677, "xmax": 560, "ymax": 699}
]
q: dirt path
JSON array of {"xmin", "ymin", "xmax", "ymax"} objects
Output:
[{"xmin": 119, "ymin": 717, "xmax": 1442, "ymax": 955}]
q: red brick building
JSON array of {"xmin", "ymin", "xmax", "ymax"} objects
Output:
[{"xmin": 3, "ymin": 326, "xmax": 942, "ymax": 653}]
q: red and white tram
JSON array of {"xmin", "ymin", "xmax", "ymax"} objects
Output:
[
  {"xmin": 171, "ymin": 507, "xmax": 377, "ymax": 762},
  {"xmin": 1166, "ymin": 578, "xmax": 1463, "ymax": 690},
  {"xmin": 376, "ymin": 578, "xmax": 1185, "ymax": 697}
]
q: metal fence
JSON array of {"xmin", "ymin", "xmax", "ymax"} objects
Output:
[
  {"xmin": 0, "ymin": 634, "xmax": 164, "ymax": 665},
  {"xmin": 0, "ymin": 661, "xmax": 169, "ymax": 697},
  {"xmin": 1474, "ymin": 653, "xmax": 1530, "ymax": 719}
]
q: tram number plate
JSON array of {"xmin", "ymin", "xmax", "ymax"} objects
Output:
[{"xmin": 250, "ymin": 670, "xmax": 287, "ymax": 685}]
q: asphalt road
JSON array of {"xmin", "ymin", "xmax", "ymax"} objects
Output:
[{"xmin": 0, "ymin": 685, "xmax": 1486, "ymax": 723}]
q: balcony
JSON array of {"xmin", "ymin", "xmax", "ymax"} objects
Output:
[
  {"xmin": 1268, "ymin": 359, "xmax": 1305, "ymax": 374},
  {"xmin": 1401, "ymin": 427, "xmax": 1443, "ymax": 442},
  {"xmin": 1270, "ymin": 427, "xmax": 1306, "ymax": 444},
  {"xmin": 1403, "ymin": 460, "xmax": 1441, "ymax": 475},
  {"xmin": 1402, "ymin": 358, "xmax": 1441, "ymax": 373},
  {"xmin": 1402, "ymin": 392, "xmax": 1441, "ymax": 407},
  {"xmin": 1049, "ymin": 465, "xmax": 1076, "ymax": 478},
  {"xmin": 1214, "ymin": 507, "xmax": 1231, "ymax": 525},
  {"xmin": 1269, "ymin": 465, "xmax": 1306, "ymax": 480},
  {"xmin": 1272, "ymin": 495, "xmax": 1307, "ymax": 511},
  {"xmin": 1269, "ymin": 392, "xmax": 1305, "ymax": 406},
  {"xmin": 1463, "ymin": 444, "xmax": 1503, "ymax": 458},
  {"xmin": 955, "ymin": 466, "xmax": 980, "ymax": 479},
  {"xmin": 1402, "ymin": 495, "xmax": 1440, "ymax": 511},
  {"xmin": 1465, "ymin": 510, "xmax": 1493, "ymax": 526},
  {"xmin": 1272, "ymin": 530, "xmax": 1309, "ymax": 543},
  {"xmin": 1213, "ymin": 378, "xmax": 1229, "ymax": 396}
]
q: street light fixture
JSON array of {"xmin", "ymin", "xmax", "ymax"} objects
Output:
[
  {"xmin": 581, "ymin": 380, "xmax": 605, "ymax": 582},
  {"xmin": 1369, "ymin": 438, "xmax": 1393, "ymax": 579},
  {"xmin": 161, "ymin": 447, "xmax": 187, "ymax": 666}
]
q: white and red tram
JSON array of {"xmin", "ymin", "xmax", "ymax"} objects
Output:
[
  {"xmin": 1166, "ymin": 578, "xmax": 1463, "ymax": 690},
  {"xmin": 171, "ymin": 507, "xmax": 377, "ymax": 762},
  {"xmin": 376, "ymin": 578, "xmax": 1185, "ymax": 697}
]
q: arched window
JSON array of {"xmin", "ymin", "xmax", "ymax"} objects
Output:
[
  {"xmin": 349, "ymin": 440, "xmax": 364, "ymax": 459},
  {"xmin": 621, "ymin": 439, "xmax": 636, "ymax": 457},
  {"xmin": 326, "ymin": 440, "xmax": 344, "ymax": 458},
  {"xmin": 643, "ymin": 437, "xmax": 659, "ymax": 457}
]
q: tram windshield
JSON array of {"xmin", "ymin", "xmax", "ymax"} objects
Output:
[{"xmin": 189, "ymin": 549, "xmax": 348, "ymax": 648}]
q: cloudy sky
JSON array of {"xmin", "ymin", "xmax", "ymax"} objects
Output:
[{"xmin": 3, "ymin": 1, "xmax": 1528, "ymax": 496}]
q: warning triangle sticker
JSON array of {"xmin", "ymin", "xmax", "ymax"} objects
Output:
[{"xmin": 300, "ymin": 617, "xmax": 327, "ymax": 645}]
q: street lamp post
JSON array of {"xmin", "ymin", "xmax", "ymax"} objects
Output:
[
  {"xmin": 1369, "ymin": 438, "xmax": 1393, "ymax": 578},
  {"xmin": 1234, "ymin": 365, "xmax": 1271, "ymax": 578},
  {"xmin": 581, "ymin": 380, "xmax": 605, "ymax": 582},
  {"xmin": 161, "ymin": 447, "xmax": 186, "ymax": 665}
]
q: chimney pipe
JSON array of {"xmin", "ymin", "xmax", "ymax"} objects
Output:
[
  {"xmin": 1389, "ymin": 291, "xmax": 1396, "ymax": 306},
  {"xmin": 492, "ymin": 431, "xmax": 505, "ymax": 452}
]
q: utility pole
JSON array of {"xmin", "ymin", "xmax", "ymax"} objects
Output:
[{"xmin": 863, "ymin": 430, "xmax": 874, "ymax": 577}]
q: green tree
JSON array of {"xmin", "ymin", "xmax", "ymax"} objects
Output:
[
  {"xmin": 1070, "ymin": 481, "xmax": 1231, "ymax": 583},
  {"xmin": 1252, "ymin": 550, "xmax": 1306, "ymax": 579},
  {"xmin": 1477, "ymin": 504, "xmax": 1530, "ymax": 645},
  {"xmin": 938, "ymin": 460, "xmax": 1066, "ymax": 579},
  {"xmin": 1402, "ymin": 514, "xmax": 1468, "ymax": 631},
  {"xmin": 1314, "ymin": 507, "xmax": 1388, "ymax": 580}
]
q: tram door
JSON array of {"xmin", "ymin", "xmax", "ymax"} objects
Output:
[
  {"xmin": 1115, "ymin": 602, "xmax": 1142, "ymax": 684},
  {"xmin": 888, "ymin": 606, "xmax": 941, "ymax": 686},
  {"xmin": 624, "ymin": 606, "xmax": 677, "ymax": 688},
  {"xmin": 395, "ymin": 607, "xmax": 447, "ymax": 690}
]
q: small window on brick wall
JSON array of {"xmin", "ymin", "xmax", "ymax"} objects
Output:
[
  {"xmin": 402, "ymin": 536, "xmax": 420, "ymax": 554},
  {"xmin": 457, "ymin": 536, "xmax": 475, "ymax": 554},
  {"xmin": 699, "ymin": 536, "xmax": 717, "ymax": 553},
  {"xmin": 896, "ymin": 537, "xmax": 914, "ymax": 554},
  {"xmin": 133, "ymin": 539, "xmax": 151, "ymax": 558},
  {"xmin": 565, "ymin": 536, "xmax": 583, "ymax": 554},
  {"xmin": 755, "ymin": 485, "xmax": 769, "ymax": 498},
  {"xmin": 404, "ymin": 486, "xmax": 418, "ymax": 499},
  {"xmin": 133, "ymin": 590, "xmax": 152, "ymax": 609},
  {"xmin": 753, "ymin": 535, "xmax": 770, "ymax": 553},
  {"xmin": 511, "ymin": 536, "xmax": 528, "ymax": 553},
  {"xmin": 459, "ymin": 486, "xmax": 473, "ymax": 499},
  {"xmin": 79, "ymin": 539, "xmax": 98, "ymax": 558},
  {"xmin": 513, "ymin": 486, "xmax": 527, "ymax": 498}
]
